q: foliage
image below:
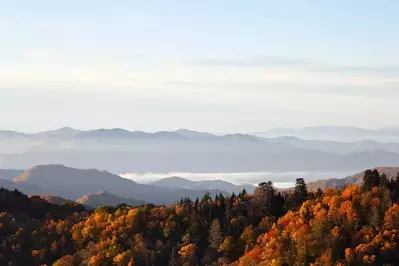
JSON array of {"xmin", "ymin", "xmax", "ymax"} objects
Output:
[{"xmin": 1, "ymin": 169, "xmax": 399, "ymax": 265}]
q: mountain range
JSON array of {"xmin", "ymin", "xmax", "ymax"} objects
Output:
[
  {"xmin": 7, "ymin": 165, "xmax": 229, "ymax": 205},
  {"xmin": 76, "ymin": 191, "xmax": 147, "ymax": 208},
  {"xmin": 2, "ymin": 127, "xmax": 399, "ymax": 173},
  {"xmin": 2, "ymin": 164, "xmax": 399, "ymax": 208},
  {"xmin": 253, "ymin": 126, "xmax": 399, "ymax": 142},
  {"xmin": 152, "ymin": 176, "xmax": 255, "ymax": 194}
]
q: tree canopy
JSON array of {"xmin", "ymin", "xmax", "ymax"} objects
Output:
[{"xmin": 0, "ymin": 169, "xmax": 398, "ymax": 265}]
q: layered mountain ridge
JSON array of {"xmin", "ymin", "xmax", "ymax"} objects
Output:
[{"xmin": 2, "ymin": 127, "xmax": 399, "ymax": 173}]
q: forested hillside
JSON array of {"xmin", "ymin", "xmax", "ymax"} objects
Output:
[{"xmin": 0, "ymin": 170, "xmax": 398, "ymax": 265}]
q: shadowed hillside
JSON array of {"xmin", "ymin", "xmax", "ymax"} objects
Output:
[
  {"xmin": 77, "ymin": 191, "xmax": 147, "ymax": 207},
  {"xmin": 307, "ymin": 166, "xmax": 399, "ymax": 191},
  {"xmin": 12, "ymin": 164, "xmax": 229, "ymax": 204}
]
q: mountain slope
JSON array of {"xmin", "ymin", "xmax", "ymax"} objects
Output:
[
  {"xmin": 76, "ymin": 129, "xmax": 186, "ymax": 141},
  {"xmin": 192, "ymin": 180, "xmax": 255, "ymax": 194},
  {"xmin": 35, "ymin": 127, "xmax": 83, "ymax": 138},
  {"xmin": 77, "ymin": 191, "xmax": 146, "ymax": 207},
  {"xmin": 152, "ymin": 177, "xmax": 255, "ymax": 194},
  {"xmin": 267, "ymin": 137, "xmax": 399, "ymax": 155},
  {"xmin": 0, "ymin": 178, "xmax": 44, "ymax": 195},
  {"xmin": 152, "ymin": 176, "xmax": 196, "ymax": 188},
  {"xmin": 307, "ymin": 166, "xmax": 399, "ymax": 191},
  {"xmin": 0, "ymin": 169, "xmax": 24, "ymax": 180},
  {"xmin": 175, "ymin": 129, "xmax": 216, "ymax": 139},
  {"xmin": 32, "ymin": 195, "xmax": 73, "ymax": 205},
  {"xmin": 12, "ymin": 165, "xmax": 229, "ymax": 204},
  {"xmin": 254, "ymin": 125, "xmax": 399, "ymax": 142}
]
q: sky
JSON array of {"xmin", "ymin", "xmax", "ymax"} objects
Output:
[{"xmin": 1, "ymin": 0, "xmax": 399, "ymax": 133}]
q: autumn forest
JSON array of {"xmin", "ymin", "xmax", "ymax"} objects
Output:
[{"xmin": 0, "ymin": 170, "xmax": 398, "ymax": 265}]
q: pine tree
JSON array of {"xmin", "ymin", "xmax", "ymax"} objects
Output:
[
  {"xmin": 271, "ymin": 192, "xmax": 286, "ymax": 218},
  {"xmin": 363, "ymin": 169, "xmax": 380, "ymax": 191},
  {"xmin": 363, "ymin": 169, "xmax": 374, "ymax": 191},
  {"xmin": 201, "ymin": 191, "xmax": 212, "ymax": 203},
  {"xmin": 380, "ymin": 173, "xmax": 389, "ymax": 188},
  {"xmin": 393, "ymin": 173, "xmax": 399, "ymax": 203},
  {"xmin": 372, "ymin": 169, "xmax": 381, "ymax": 187},
  {"xmin": 254, "ymin": 181, "xmax": 275, "ymax": 218},
  {"xmin": 294, "ymin": 178, "xmax": 308, "ymax": 205}
]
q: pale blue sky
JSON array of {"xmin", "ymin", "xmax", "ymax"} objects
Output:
[{"xmin": 1, "ymin": 1, "xmax": 399, "ymax": 133}]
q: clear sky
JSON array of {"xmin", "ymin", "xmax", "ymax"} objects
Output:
[{"xmin": 1, "ymin": 1, "xmax": 399, "ymax": 133}]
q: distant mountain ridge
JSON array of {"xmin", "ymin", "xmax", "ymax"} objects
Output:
[
  {"xmin": 306, "ymin": 166, "xmax": 399, "ymax": 191},
  {"xmin": 2, "ymin": 127, "xmax": 399, "ymax": 173},
  {"xmin": 0, "ymin": 169, "xmax": 24, "ymax": 180},
  {"xmin": 152, "ymin": 176, "xmax": 196, "ymax": 188},
  {"xmin": 0, "ymin": 178, "xmax": 44, "ymax": 195},
  {"xmin": 254, "ymin": 125, "xmax": 399, "ymax": 142},
  {"xmin": 267, "ymin": 137, "xmax": 399, "ymax": 155},
  {"xmin": 152, "ymin": 176, "xmax": 255, "ymax": 194},
  {"xmin": 3, "ymin": 125, "xmax": 399, "ymax": 141},
  {"xmin": 32, "ymin": 195, "xmax": 73, "ymax": 205},
  {"xmin": 3, "ymin": 164, "xmax": 399, "ymax": 208},
  {"xmin": 77, "ymin": 191, "xmax": 147, "ymax": 207},
  {"xmin": 11, "ymin": 164, "xmax": 229, "ymax": 205}
]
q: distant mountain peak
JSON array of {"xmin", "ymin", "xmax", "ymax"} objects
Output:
[
  {"xmin": 0, "ymin": 130, "xmax": 28, "ymax": 138},
  {"xmin": 37, "ymin": 127, "xmax": 81, "ymax": 135},
  {"xmin": 223, "ymin": 133, "xmax": 261, "ymax": 142},
  {"xmin": 152, "ymin": 176, "xmax": 255, "ymax": 193},
  {"xmin": 152, "ymin": 176, "xmax": 196, "ymax": 187},
  {"xmin": 55, "ymin": 126, "xmax": 78, "ymax": 132},
  {"xmin": 175, "ymin": 129, "xmax": 215, "ymax": 139},
  {"xmin": 270, "ymin": 136, "xmax": 302, "ymax": 141},
  {"xmin": 76, "ymin": 190, "xmax": 146, "ymax": 207}
]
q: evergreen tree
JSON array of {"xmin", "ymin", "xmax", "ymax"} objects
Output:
[
  {"xmin": 380, "ymin": 173, "xmax": 389, "ymax": 188},
  {"xmin": 363, "ymin": 169, "xmax": 381, "ymax": 191},
  {"xmin": 253, "ymin": 181, "xmax": 275, "ymax": 218},
  {"xmin": 393, "ymin": 173, "xmax": 399, "ymax": 203},
  {"xmin": 372, "ymin": 169, "xmax": 381, "ymax": 187},
  {"xmin": 363, "ymin": 169, "xmax": 374, "ymax": 191},
  {"xmin": 271, "ymin": 192, "xmax": 285, "ymax": 218},
  {"xmin": 201, "ymin": 191, "xmax": 212, "ymax": 203},
  {"xmin": 294, "ymin": 178, "xmax": 308, "ymax": 205}
]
